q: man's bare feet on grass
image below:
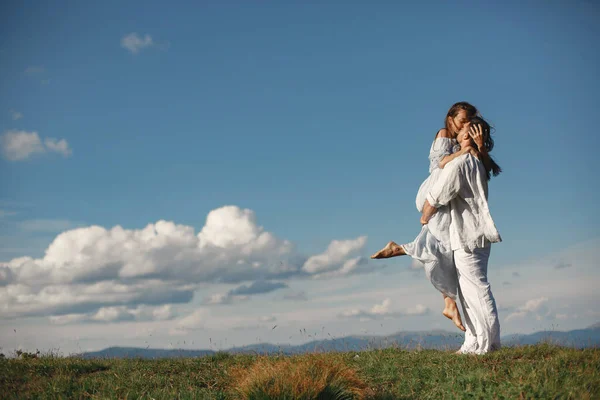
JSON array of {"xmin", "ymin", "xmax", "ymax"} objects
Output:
[
  {"xmin": 370, "ymin": 241, "xmax": 405, "ymax": 259},
  {"xmin": 443, "ymin": 299, "xmax": 466, "ymax": 332}
]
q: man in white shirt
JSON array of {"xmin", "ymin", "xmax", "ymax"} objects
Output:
[{"xmin": 422, "ymin": 147, "xmax": 502, "ymax": 354}]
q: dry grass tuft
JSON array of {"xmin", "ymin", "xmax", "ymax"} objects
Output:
[{"xmin": 229, "ymin": 353, "xmax": 368, "ymax": 399}]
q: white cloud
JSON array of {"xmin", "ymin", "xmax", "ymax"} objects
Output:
[
  {"xmin": 0, "ymin": 130, "xmax": 72, "ymax": 161},
  {"xmin": 92, "ymin": 306, "xmax": 136, "ymax": 322},
  {"xmin": 0, "ymin": 206, "xmax": 369, "ymax": 320},
  {"xmin": 1, "ymin": 130, "xmax": 44, "ymax": 161},
  {"xmin": 121, "ymin": 33, "xmax": 154, "ymax": 54},
  {"xmin": 150, "ymin": 304, "xmax": 174, "ymax": 321},
  {"xmin": 44, "ymin": 138, "xmax": 73, "ymax": 157},
  {"xmin": 48, "ymin": 304, "xmax": 175, "ymax": 325},
  {"xmin": 405, "ymin": 304, "xmax": 430, "ymax": 316},
  {"xmin": 340, "ymin": 298, "xmax": 430, "ymax": 320},
  {"xmin": 10, "ymin": 110, "xmax": 23, "ymax": 120},
  {"xmin": 302, "ymin": 236, "xmax": 367, "ymax": 276},
  {"xmin": 205, "ymin": 292, "xmax": 249, "ymax": 305},
  {"xmin": 1, "ymin": 237, "xmax": 598, "ymax": 355},
  {"xmin": 205, "ymin": 293, "xmax": 229, "ymax": 305},
  {"xmin": 49, "ymin": 313, "xmax": 88, "ymax": 325},
  {"xmin": 505, "ymin": 297, "xmax": 549, "ymax": 322},
  {"xmin": 520, "ymin": 297, "xmax": 549, "ymax": 313},
  {"xmin": 171, "ymin": 309, "xmax": 208, "ymax": 335},
  {"xmin": 370, "ymin": 298, "xmax": 391, "ymax": 315}
]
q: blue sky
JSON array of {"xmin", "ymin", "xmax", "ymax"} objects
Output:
[{"xmin": 0, "ymin": 1, "xmax": 599, "ymax": 354}]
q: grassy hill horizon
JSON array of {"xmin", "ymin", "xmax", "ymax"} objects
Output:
[{"xmin": 1, "ymin": 343, "xmax": 598, "ymax": 399}]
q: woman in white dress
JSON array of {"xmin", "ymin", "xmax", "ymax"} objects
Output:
[{"xmin": 371, "ymin": 103, "xmax": 501, "ymax": 332}]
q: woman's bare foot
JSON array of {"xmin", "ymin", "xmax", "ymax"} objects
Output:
[
  {"xmin": 371, "ymin": 241, "xmax": 405, "ymax": 259},
  {"xmin": 443, "ymin": 298, "xmax": 466, "ymax": 332}
]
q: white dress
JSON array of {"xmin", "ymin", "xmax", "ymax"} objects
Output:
[
  {"xmin": 403, "ymin": 137, "xmax": 460, "ymax": 299},
  {"xmin": 415, "ymin": 137, "xmax": 460, "ymax": 212}
]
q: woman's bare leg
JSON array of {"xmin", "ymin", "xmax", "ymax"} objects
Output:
[
  {"xmin": 371, "ymin": 241, "xmax": 406, "ymax": 259},
  {"xmin": 442, "ymin": 294, "xmax": 466, "ymax": 332}
]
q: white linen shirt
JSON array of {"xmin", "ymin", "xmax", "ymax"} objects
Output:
[{"xmin": 426, "ymin": 153, "xmax": 502, "ymax": 251}]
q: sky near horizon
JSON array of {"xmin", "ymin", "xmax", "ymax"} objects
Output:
[{"xmin": 1, "ymin": 1, "xmax": 599, "ymax": 355}]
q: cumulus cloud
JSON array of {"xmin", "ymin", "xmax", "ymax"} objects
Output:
[
  {"xmin": 205, "ymin": 293, "xmax": 237, "ymax": 305},
  {"xmin": 0, "ymin": 130, "xmax": 72, "ymax": 161},
  {"xmin": 0, "ymin": 206, "xmax": 368, "ymax": 320},
  {"xmin": 340, "ymin": 298, "xmax": 430, "ymax": 320},
  {"xmin": 49, "ymin": 304, "xmax": 174, "ymax": 325},
  {"xmin": 171, "ymin": 309, "xmax": 207, "ymax": 335},
  {"xmin": 0, "ymin": 266, "xmax": 13, "ymax": 286},
  {"xmin": 44, "ymin": 138, "xmax": 72, "ymax": 157},
  {"xmin": 10, "ymin": 110, "xmax": 23, "ymax": 120},
  {"xmin": 1, "ymin": 130, "xmax": 44, "ymax": 160},
  {"xmin": 505, "ymin": 297, "xmax": 549, "ymax": 322},
  {"xmin": 49, "ymin": 313, "xmax": 88, "ymax": 325},
  {"xmin": 302, "ymin": 236, "xmax": 367, "ymax": 278},
  {"xmin": 121, "ymin": 33, "xmax": 154, "ymax": 54}
]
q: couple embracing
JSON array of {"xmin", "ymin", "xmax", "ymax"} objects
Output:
[{"xmin": 372, "ymin": 102, "xmax": 502, "ymax": 355}]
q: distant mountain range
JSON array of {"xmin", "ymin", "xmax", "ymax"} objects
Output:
[{"xmin": 81, "ymin": 323, "xmax": 600, "ymax": 359}]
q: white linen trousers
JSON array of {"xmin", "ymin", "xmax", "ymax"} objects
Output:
[{"xmin": 454, "ymin": 243, "xmax": 501, "ymax": 354}]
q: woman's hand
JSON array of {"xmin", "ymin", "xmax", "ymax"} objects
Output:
[{"xmin": 469, "ymin": 123, "xmax": 485, "ymax": 150}]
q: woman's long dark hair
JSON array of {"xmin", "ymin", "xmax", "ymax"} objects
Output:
[
  {"xmin": 443, "ymin": 102, "xmax": 479, "ymax": 137},
  {"xmin": 470, "ymin": 116, "xmax": 502, "ymax": 180}
]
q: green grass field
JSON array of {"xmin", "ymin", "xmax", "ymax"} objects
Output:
[{"xmin": 1, "ymin": 344, "xmax": 598, "ymax": 399}]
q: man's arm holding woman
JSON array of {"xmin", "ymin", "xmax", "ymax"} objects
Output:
[{"xmin": 420, "ymin": 158, "xmax": 466, "ymax": 225}]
